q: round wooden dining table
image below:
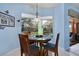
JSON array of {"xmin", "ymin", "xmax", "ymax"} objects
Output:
[{"xmin": 29, "ymin": 35, "xmax": 51, "ymax": 56}]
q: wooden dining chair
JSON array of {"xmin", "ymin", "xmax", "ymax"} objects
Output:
[
  {"xmin": 18, "ymin": 34, "xmax": 39, "ymax": 56},
  {"xmin": 21, "ymin": 31, "xmax": 30, "ymax": 35},
  {"xmin": 21, "ymin": 31, "xmax": 34, "ymax": 44},
  {"xmin": 43, "ymin": 33, "xmax": 60, "ymax": 56}
]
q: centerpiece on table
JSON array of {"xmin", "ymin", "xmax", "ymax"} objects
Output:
[{"xmin": 35, "ymin": 18, "xmax": 43, "ymax": 40}]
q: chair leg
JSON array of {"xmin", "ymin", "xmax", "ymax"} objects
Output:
[
  {"xmin": 55, "ymin": 51, "xmax": 58, "ymax": 56},
  {"xmin": 46, "ymin": 51, "xmax": 48, "ymax": 56},
  {"xmin": 46, "ymin": 50, "xmax": 48, "ymax": 56},
  {"xmin": 55, "ymin": 52, "xmax": 56, "ymax": 56},
  {"xmin": 21, "ymin": 50, "xmax": 23, "ymax": 56},
  {"xmin": 21, "ymin": 52, "xmax": 23, "ymax": 56},
  {"xmin": 21, "ymin": 48, "xmax": 23, "ymax": 56},
  {"xmin": 43, "ymin": 49, "xmax": 48, "ymax": 56},
  {"xmin": 56, "ymin": 51, "xmax": 58, "ymax": 56}
]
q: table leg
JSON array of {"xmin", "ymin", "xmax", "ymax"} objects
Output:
[{"xmin": 40, "ymin": 42, "xmax": 45, "ymax": 56}]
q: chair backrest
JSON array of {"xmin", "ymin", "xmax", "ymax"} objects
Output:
[
  {"xmin": 19, "ymin": 34, "xmax": 30, "ymax": 55},
  {"xmin": 55, "ymin": 33, "xmax": 60, "ymax": 48},
  {"xmin": 21, "ymin": 31, "xmax": 30, "ymax": 35}
]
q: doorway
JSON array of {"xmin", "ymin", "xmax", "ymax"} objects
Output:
[
  {"xmin": 69, "ymin": 16, "xmax": 79, "ymax": 46},
  {"xmin": 68, "ymin": 9, "xmax": 79, "ymax": 46}
]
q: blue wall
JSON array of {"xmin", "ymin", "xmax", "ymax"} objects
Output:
[
  {"xmin": 0, "ymin": 3, "xmax": 54, "ymax": 55},
  {"xmin": 38, "ymin": 7, "xmax": 54, "ymax": 16},
  {"xmin": 53, "ymin": 4, "xmax": 65, "ymax": 48}
]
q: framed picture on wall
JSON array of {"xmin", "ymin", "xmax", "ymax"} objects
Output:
[
  {"xmin": 8, "ymin": 15, "xmax": 15, "ymax": 27},
  {"xmin": 0, "ymin": 12, "xmax": 9, "ymax": 26},
  {"xmin": 0, "ymin": 12, "xmax": 15, "ymax": 27}
]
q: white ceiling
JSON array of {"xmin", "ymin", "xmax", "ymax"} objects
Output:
[
  {"xmin": 27, "ymin": 3, "xmax": 59, "ymax": 8},
  {"xmin": 28, "ymin": 3, "xmax": 79, "ymax": 8}
]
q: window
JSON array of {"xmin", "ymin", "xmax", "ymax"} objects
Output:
[{"xmin": 21, "ymin": 14, "xmax": 53, "ymax": 34}]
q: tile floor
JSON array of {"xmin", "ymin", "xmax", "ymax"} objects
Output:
[
  {"xmin": 69, "ymin": 43, "xmax": 79, "ymax": 56},
  {"xmin": 3, "ymin": 43, "xmax": 79, "ymax": 56},
  {"xmin": 3, "ymin": 47, "xmax": 78, "ymax": 56}
]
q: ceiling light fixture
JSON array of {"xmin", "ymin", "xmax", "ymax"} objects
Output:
[{"xmin": 35, "ymin": 3, "xmax": 39, "ymax": 22}]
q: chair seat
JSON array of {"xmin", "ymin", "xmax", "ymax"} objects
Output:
[{"xmin": 44, "ymin": 43, "xmax": 55, "ymax": 49}]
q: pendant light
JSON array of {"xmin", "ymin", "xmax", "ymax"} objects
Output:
[{"xmin": 35, "ymin": 3, "xmax": 43, "ymax": 35}]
